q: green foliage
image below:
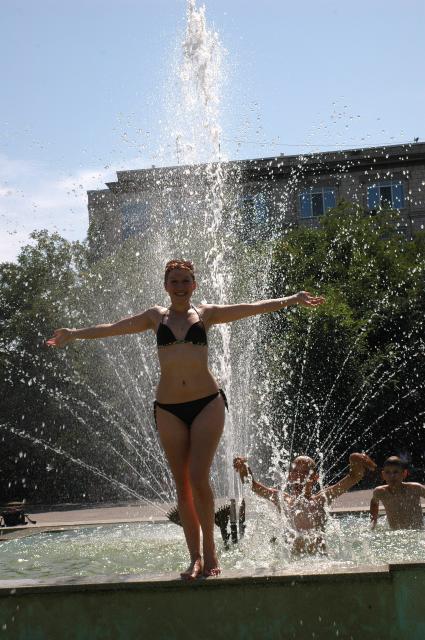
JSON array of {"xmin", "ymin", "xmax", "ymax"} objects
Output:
[
  {"xmin": 263, "ymin": 202, "xmax": 425, "ymax": 479},
  {"xmin": 0, "ymin": 230, "xmax": 173, "ymax": 505},
  {"xmin": 1, "ymin": 203, "xmax": 424, "ymax": 503},
  {"xmin": 0, "ymin": 232, "xmax": 87, "ymax": 501}
]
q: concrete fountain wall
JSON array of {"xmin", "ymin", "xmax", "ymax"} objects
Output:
[{"xmin": 1, "ymin": 562, "xmax": 424, "ymax": 640}]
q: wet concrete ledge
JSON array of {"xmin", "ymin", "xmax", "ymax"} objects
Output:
[
  {"xmin": 0, "ymin": 562, "xmax": 425, "ymax": 640},
  {"xmin": 4, "ymin": 490, "xmax": 425, "ymax": 531},
  {"xmin": 0, "ymin": 562, "xmax": 393, "ymax": 595},
  {"xmin": 0, "ymin": 507, "xmax": 409, "ymax": 543},
  {"xmin": 0, "ymin": 498, "xmax": 403, "ymax": 541}
]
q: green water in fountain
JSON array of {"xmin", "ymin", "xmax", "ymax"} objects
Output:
[{"xmin": 1, "ymin": 514, "xmax": 425, "ymax": 582}]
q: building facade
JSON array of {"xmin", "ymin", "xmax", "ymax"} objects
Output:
[{"xmin": 87, "ymin": 142, "xmax": 425, "ymax": 257}]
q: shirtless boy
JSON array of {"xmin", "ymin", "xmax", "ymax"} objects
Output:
[
  {"xmin": 370, "ymin": 456, "xmax": 425, "ymax": 530},
  {"xmin": 233, "ymin": 453, "xmax": 376, "ymax": 554}
]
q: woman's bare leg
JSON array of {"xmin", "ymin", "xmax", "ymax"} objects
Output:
[
  {"xmin": 156, "ymin": 407, "xmax": 202, "ymax": 579},
  {"xmin": 189, "ymin": 394, "xmax": 225, "ymax": 576}
]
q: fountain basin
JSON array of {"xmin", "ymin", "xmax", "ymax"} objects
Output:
[
  {"xmin": 1, "ymin": 516, "xmax": 425, "ymax": 580},
  {"xmin": 1, "ymin": 562, "xmax": 425, "ymax": 639},
  {"xmin": 1, "ymin": 517, "xmax": 425, "ymax": 639}
]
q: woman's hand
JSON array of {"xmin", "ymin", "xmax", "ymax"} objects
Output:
[
  {"xmin": 295, "ymin": 291, "xmax": 326, "ymax": 307},
  {"xmin": 46, "ymin": 328, "xmax": 75, "ymax": 348}
]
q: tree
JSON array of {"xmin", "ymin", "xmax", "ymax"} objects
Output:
[
  {"xmin": 0, "ymin": 231, "xmax": 173, "ymax": 504},
  {"xmin": 258, "ymin": 202, "xmax": 425, "ymax": 483}
]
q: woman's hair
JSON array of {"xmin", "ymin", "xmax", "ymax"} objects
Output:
[{"xmin": 164, "ymin": 259, "xmax": 195, "ymax": 284}]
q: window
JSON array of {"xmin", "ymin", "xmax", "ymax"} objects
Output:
[
  {"xmin": 367, "ymin": 182, "xmax": 405, "ymax": 210},
  {"xmin": 121, "ymin": 201, "xmax": 149, "ymax": 240},
  {"xmin": 240, "ymin": 193, "xmax": 268, "ymax": 225},
  {"xmin": 237, "ymin": 193, "xmax": 270, "ymax": 241},
  {"xmin": 299, "ymin": 188, "xmax": 336, "ymax": 218}
]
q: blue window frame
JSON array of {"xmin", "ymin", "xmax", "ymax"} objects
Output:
[
  {"xmin": 240, "ymin": 193, "xmax": 268, "ymax": 225},
  {"xmin": 121, "ymin": 201, "xmax": 149, "ymax": 240},
  {"xmin": 367, "ymin": 182, "xmax": 405, "ymax": 210},
  {"xmin": 299, "ymin": 188, "xmax": 336, "ymax": 218}
]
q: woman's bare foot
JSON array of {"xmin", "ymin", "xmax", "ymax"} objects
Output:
[
  {"xmin": 180, "ymin": 556, "xmax": 203, "ymax": 580},
  {"xmin": 202, "ymin": 550, "xmax": 221, "ymax": 577},
  {"xmin": 203, "ymin": 566, "xmax": 221, "ymax": 577}
]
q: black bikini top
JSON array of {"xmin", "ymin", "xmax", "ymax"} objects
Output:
[{"xmin": 156, "ymin": 306, "xmax": 207, "ymax": 348}]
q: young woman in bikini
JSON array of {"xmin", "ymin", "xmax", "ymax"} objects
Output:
[{"xmin": 47, "ymin": 259, "xmax": 324, "ymax": 579}]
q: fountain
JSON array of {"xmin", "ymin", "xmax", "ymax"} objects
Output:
[{"xmin": 1, "ymin": 0, "xmax": 425, "ymax": 638}]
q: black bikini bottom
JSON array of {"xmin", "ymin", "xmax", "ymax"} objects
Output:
[{"xmin": 154, "ymin": 389, "xmax": 228, "ymax": 429}]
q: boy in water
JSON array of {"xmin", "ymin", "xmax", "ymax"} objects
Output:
[
  {"xmin": 233, "ymin": 452, "xmax": 376, "ymax": 554},
  {"xmin": 370, "ymin": 456, "xmax": 425, "ymax": 530}
]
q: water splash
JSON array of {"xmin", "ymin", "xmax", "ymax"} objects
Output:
[
  {"xmin": 174, "ymin": 0, "xmax": 225, "ymax": 163},
  {"xmin": 3, "ymin": 1, "xmax": 424, "ymax": 522}
]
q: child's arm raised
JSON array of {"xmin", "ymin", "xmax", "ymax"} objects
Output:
[
  {"xmin": 233, "ymin": 457, "xmax": 280, "ymax": 509},
  {"xmin": 320, "ymin": 453, "xmax": 376, "ymax": 503}
]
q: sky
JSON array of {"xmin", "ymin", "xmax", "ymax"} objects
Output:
[{"xmin": 1, "ymin": 0, "xmax": 424, "ymax": 262}]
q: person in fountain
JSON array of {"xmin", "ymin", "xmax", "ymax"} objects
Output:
[
  {"xmin": 370, "ymin": 456, "xmax": 425, "ymax": 530},
  {"xmin": 46, "ymin": 258, "xmax": 324, "ymax": 578},
  {"xmin": 233, "ymin": 453, "xmax": 376, "ymax": 554}
]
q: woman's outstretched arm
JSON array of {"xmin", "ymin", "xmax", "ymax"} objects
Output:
[
  {"xmin": 46, "ymin": 309, "xmax": 157, "ymax": 348},
  {"xmin": 204, "ymin": 291, "xmax": 325, "ymax": 325}
]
